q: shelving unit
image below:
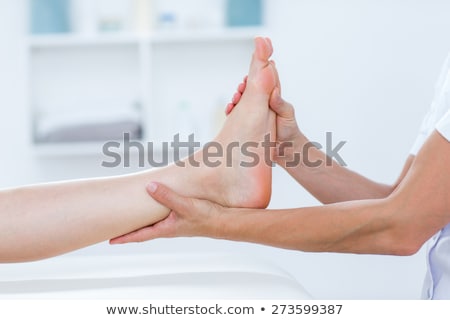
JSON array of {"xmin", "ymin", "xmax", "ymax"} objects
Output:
[
  {"xmin": 28, "ymin": 28, "xmax": 263, "ymax": 47},
  {"xmin": 26, "ymin": 27, "xmax": 263, "ymax": 156}
]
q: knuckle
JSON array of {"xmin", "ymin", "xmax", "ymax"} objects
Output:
[{"xmin": 157, "ymin": 186, "xmax": 170, "ymax": 201}]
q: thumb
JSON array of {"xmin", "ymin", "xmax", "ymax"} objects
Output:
[
  {"xmin": 147, "ymin": 182, "xmax": 192, "ymax": 213},
  {"xmin": 270, "ymin": 87, "xmax": 295, "ymax": 119}
]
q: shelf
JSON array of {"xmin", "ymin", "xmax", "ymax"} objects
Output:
[
  {"xmin": 27, "ymin": 34, "xmax": 142, "ymax": 48},
  {"xmin": 33, "ymin": 141, "xmax": 146, "ymax": 157},
  {"xmin": 28, "ymin": 28, "xmax": 259, "ymax": 156},
  {"xmin": 150, "ymin": 27, "xmax": 266, "ymax": 44},
  {"xmin": 27, "ymin": 27, "xmax": 265, "ymax": 48},
  {"xmin": 33, "ymin": 141, "xmax": 116, "ymax": 157},
  {"xmin": 32, "ymin": 140, "xmax": 199, "ymax": 160}
]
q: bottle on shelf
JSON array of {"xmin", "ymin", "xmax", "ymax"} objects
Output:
[
  {"xmin": 226, "ymin": 0, "xmax": 263, "ymax": 27},
  {"xmin": 133, "ymin": 0, "xmax": 154, "ymax": 35},
  {"xmin": 30, "ymin": 0, "xmax": 71, "ymax": 34},
  {"xmin": 96, "ymin": 0, "xmax": 132, "ymax": 33},
  {"xmin": 70, "ymin": 0, "xmax": 98, "ymax": 36}
]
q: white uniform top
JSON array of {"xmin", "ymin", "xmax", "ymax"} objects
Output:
[{"xmin": 410, "ymin": 53, "xmax": 450, "ymax": 299}]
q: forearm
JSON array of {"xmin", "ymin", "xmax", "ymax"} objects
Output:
[
  {"xmin": 217, "ymin": 131, "xmax": 447, "ymax": 256},
  {"xmin": 217, "ymin": 198, "xmax": 412, "ymax": 256},
  {"xmin": 0, "ymin": 170, "xmax": 171, "ymax": 262},
  {"xmin": 279, "ymin": 132, "xmax": 394, "ymax": 203}
]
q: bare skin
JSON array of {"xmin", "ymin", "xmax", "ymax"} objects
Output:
[
  {"xmin": 114, "ymin": 131, "xmax": 449, "ymax": 256},
  {"xmin": 0, "ymin": 37, "xmax": 277, "ymax": 262},
  {"xmin": 114, "ymin": 47, "xmax": 449, "ymax": 257}
]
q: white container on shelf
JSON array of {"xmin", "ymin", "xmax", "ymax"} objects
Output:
[
  {"xmin": 183, "ymin": 0, "xmax": 225, "ymax": 30},
  {"xmin": 70, "ymin": 0, "xmax": 98, "ymax": 35},
  {"xmin": 133, "ymin": 0, "xmax": 154, "ymax": 34},
  {"xmin": 96, "ymin": 0, "xmax": 133, "ymax": 33},
  {"xmin": 153, "ymin": 0, "xmax": 224, "ymax": 31}
]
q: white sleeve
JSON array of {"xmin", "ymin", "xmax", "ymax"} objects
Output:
[
  {"xmin": 436, "ymin": 110, "xmax": 450, "ymax": 142},
  {"xmin": 410, "ymin": 109, "xmax": 436, "ymax": 155},
  {"xmin": 410, "ymin": 53, "xmax": 450, "ymax": 155}
]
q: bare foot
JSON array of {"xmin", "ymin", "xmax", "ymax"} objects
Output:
[
  {"xmin": 205, "ymin": 37, "xmax": 277, "ymax": 209},
  {"xmin": 109, "ymin": 38, "xmax": 278, "ymax": 245},
  {"xmin": 150, "ymin": 38, "xmax": 277, "ymax": 210}
]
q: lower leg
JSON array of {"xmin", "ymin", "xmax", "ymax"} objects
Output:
[{"xmin": 0, "ymin": 37, "xmax": 277, "ymax": 262}]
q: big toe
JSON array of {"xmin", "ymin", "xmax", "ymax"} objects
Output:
[
  {"xmin": 255, "ymin": 37, "xmax": 273, "ymax": 62},
  {"xmin": 249, "ymin": 37, "xmax": 273, "ymax": 76}
]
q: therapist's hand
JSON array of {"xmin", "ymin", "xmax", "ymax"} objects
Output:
[
  {"xmin": 226, "ymin": 75, "xmax": 305, "ymax": 165},
  {"xmin": 109, "ymin": 182, "xmax": 225, "ymax": 244}
]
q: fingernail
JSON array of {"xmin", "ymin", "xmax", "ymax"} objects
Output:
[{"xmin": 147, "ymin": 182, "xmax": 158, "ymax": 193}]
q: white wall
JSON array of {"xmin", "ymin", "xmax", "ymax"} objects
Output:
[
  {"xmin": 263, "ymin": 0, "xmax": 450, "ymax": 299},
  {"xmin": 1, "ymin": 0, "xmax": 449, "ymax": 299}
]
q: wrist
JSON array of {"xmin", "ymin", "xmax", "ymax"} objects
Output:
[
  {"xmin": 210, "ymin": 207, "xmax": 230, "ymax": 240},
  {"xmin": 211, "ymin": 207, "xmax": 248, "ymax": 241},
  {"xmin": 275, "ymin": 131, "xmax": 308, "ymax": 166}
]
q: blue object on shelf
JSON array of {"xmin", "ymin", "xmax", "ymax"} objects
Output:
[
  {"xmin": 30, "ymin": 0, "xmax": 70, "ymax": 34},
  {"xmin": 226, "ymin": 0, "xmax": 262, "ymax": 27}
]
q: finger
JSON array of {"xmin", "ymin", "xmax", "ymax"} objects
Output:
[
  {"xmin": 110, "ymin": 225, "xmax": 158, "ymax": 244},
  {"xmin": 147, "ymin": 182, "xmax": 192, "ymax": 214},
  {"xmin": 269, "ymin": 60, "xmax": 281, "ymax": 92},
  {"xmin": 111, "ymin": 209, "xmax": 179, "ymax": 244}
]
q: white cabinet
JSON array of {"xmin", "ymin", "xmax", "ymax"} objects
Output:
[{"xmin": 27, "ymin": 29, "xmax": 263, "ymax": 155}]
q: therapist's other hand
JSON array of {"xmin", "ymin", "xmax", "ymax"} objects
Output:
[
  {"xmin": 109, "ymin": 182, "xmax": 225, "ymax": 244},
  {"xmin": 226, "ymin": 76, "xmax": 303, "ymax": 164}
]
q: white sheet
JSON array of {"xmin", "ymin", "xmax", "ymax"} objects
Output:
[{"xmin": 0, "ymin": 253, "xmax": 312, "ymax": 299}]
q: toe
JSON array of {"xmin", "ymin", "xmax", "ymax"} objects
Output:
[
  {"xmin": 225, "ymin": 103, "xmax": 235, "ymax": 115},
  {"xmin": 232, "ymin": 92, "xmax": 242, "ymax": 104},
  {"xmin": 249, "ymin": 37, "xmax": 273, "ymax": 75},
  {"xmin": 255, "ymin": 37, "xmax": 273, "ymax": 61}
]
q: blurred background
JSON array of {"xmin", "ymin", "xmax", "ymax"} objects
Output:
[{"xmin": 1, "ymin": 0, "xmax": 449, "ymax": 299}]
